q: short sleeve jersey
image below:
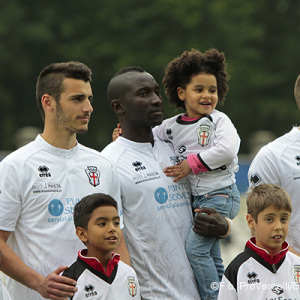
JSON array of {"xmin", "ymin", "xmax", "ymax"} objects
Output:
[
  {"xmin": 0, "ymin": 135, "xmax": 120, "ymax": 300},
  {"xmin": 102, "ymin": 137, "xmax": 200, "ymax": 300},
  {"xmin": 153, "ymin": 110, "xmax": 240, "ymax": 196},
  {"xmin": 248, "ymin": 127, "xmax": 300, "ymax": 252}
]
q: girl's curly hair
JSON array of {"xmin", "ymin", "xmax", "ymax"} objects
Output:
[{"xmin": 162, "ymin": 48, "xmax": 229, "ymax": 110}]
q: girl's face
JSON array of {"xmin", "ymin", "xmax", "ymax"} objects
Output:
[{"xmin": 177, "ymin": 73, "xmax": 218, "ymax": 118}]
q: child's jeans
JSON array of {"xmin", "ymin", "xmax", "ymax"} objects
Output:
[{"xmin": 186, "ymin": 183, "xmax": 240, "ymax": 300}]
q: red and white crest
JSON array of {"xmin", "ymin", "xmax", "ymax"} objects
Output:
[
  {"xmin": 293, "ymin": 265, "xmax": 300, "ymax": 284},
  {"xmin": 197, "ymin": 125, "xmax": 212, "ymax": 147},
  {"xmin": 127, "ymin": 276, "xmax": 137, "ymax": 297},
  {"xmin": 85, "ymin": 166, "xmax": 100, "ymax": 187}
]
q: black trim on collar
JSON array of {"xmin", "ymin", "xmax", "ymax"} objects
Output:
[
  {"xmin": 245, "ymin": 246, "xmax": 285, "ymax": 274},
  {"xmin": 176, "ymin": 114, "xmax": 213, "ymax": 125}
]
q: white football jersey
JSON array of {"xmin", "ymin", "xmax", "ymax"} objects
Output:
[
  {"xmin": 153, "ymin": 110, "xmax": 240, "ymax": 196},
  {"xmin": 102, "ymin": 137, "xmax": 200, "ymax": 300},
  {"xmin": 0, "ymin": 135, "xmax": 120, "ymax": 300},
  {"xmin": 248, "ymin": 127, "xmax": 300, "ymax": 252}
]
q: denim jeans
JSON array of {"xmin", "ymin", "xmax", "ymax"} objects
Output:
[{"xmin": 186, "ymin": 184, "xmax": 240, "ymax": 300}]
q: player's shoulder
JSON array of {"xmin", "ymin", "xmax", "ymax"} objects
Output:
[
  {"xmin": 101, "ymin": 139, "xmax": 127, "ymax": 164},
  {"xmin": 78, "ymin": 143, "xmax": 115, "ymax": 167},
  {"xmin": 0, "ymin": 140, "xmax": 40, "ymax": 166},
  {"xmin": 117, "ymin": 260, "xmax": 138, "ymax": 276},
  {"xmin": 210, "ymin": 109, "xmax": 232, "ymax": 123},
  {"xmin": 285, "ymin": 250, "xmax": 300, "ymax": 264}
]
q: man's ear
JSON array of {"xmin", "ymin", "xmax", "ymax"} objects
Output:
[
  {"xmin": 111, "ymin": 99, "xmax": 125, "ymax": 114},
  {"xmin": 41, "ymin": 94, "xmax": 55, "ymax": 113},
  {"xmin": 76, "ymin": 227, "xmax": 88, "ymax": 244}
]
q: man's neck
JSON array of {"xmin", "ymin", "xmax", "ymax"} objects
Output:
[
  {"xmin": 121, "ymin": 126, "xmax": 154, "ymax": 145},
  {"xmin": 41, "ymin": 129, "xmax": 77, "ymax": 150}
]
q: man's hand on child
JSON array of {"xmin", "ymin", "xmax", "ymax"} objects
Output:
[
  {"xmin": 112, "ymin": 123, "xmax": 122, "ymax": 141},
  {"xmin": 38, "ymin": 266, "xmax": 77, "ymax": 300},
  {"xmin": 163, "ymin": 160, "xmax": 192, "ymax": 182},
  {"xmin": 193, "ymin": 207, "xmax": 229, "ymax": 238}
]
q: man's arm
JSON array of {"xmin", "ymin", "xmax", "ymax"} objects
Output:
[
  {"xmin": 193, "ymin": 207, "xmax": 230, "ymax": 238},
  {"xmin": 115, "ymin": 231, "xmax": 131, "ymax": 265},
  {"xmin": 0, "ymin": 230, "xmax": 77, "ymax": 300}
]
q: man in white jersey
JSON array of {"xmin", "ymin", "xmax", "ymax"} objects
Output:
[
  {"xmin": 0, "ymin": 62, "xmax": 121, "ymax": 300},
  {"xmin": 102, "ymin": 66, "xmax": 231, "ymax": 300},
  {"xmin": 248, "ymin": 74, "xmax": 300, "ymax": 256}
]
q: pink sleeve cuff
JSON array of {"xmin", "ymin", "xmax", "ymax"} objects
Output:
[{"xmin": 187, "ymin": 154, "xmax": 209, "ymax": 175}]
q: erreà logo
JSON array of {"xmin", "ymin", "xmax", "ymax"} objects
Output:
[
  {"xmin": 84, "ymin": 284, "xmax": 97, "ymax": 298},
  {"xmin": 132, "ymin": 161, "xmax": 146, "ymax": 171},
  {"xmin": 38, "ymin": 165, "xmax": 51, "ymax": 177}
]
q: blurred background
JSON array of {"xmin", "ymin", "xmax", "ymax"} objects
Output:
[{"xmin": 0, "ymin": 0, "xmax": 299, "ymax": 264}]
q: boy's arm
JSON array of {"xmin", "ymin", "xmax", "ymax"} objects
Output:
[{"xmin": 0, "ymin": 230, "xmax": 77, "ymax": 300}]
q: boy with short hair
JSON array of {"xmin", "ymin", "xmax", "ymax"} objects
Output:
[
  {"xmin": 217, "ymin": 184, "xmax": 300, "ymax": 299},
  {"xmin": 62, "ymin": 193, "xmax": 140, "ymax": 300}
]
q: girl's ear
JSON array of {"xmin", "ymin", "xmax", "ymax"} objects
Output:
[
  {"xmin": 177, "ymin": 87, "xmax": 185, "ymax": 101},
  {"xmin": 111, "ymin": 99, "xmax": 125, "ymax": 114},
  {"xmin": 76, "ymin": 227, "xmax": 88, "ymax": 244}
]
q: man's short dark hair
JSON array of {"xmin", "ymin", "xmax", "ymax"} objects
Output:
[{"xmin": 36, "ymin": 61, "xmax": 92, "ymax": 121}]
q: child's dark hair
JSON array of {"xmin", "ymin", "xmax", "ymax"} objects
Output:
[
  {"xmin": 247, "ymin": 184, "xmax": 292, "ymax": 222},
  {"xmin": 74, "ymin": 193, "xmax": 118, "ymax": 229},
  {"xmin": 163, "ymin": 48, "xmax": 229, "ymax": 110}
]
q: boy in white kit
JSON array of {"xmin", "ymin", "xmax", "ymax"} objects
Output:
[
  {"xmin": 218, "ymin": 184, "xmax": 300, "ymax": 299},
  {"xmin": 62, "ymin": 193, "xmax": 140, "ymax": 300}
]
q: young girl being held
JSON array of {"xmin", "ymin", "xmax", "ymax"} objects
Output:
[{"xmin": 153, "ymin": 48, "xmax": 240, "ymax": 300}]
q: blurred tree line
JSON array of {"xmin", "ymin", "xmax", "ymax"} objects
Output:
[{"xmin": 0, "ymin": 0, "xmax": 299, "ymax": 154}]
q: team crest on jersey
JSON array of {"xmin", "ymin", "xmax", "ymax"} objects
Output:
[
  {"xmin": 197, "ymin": 125, "xmax": 212, "ymax": 147},
  {"xmin": 127, "ymin": 276, "xmax": 138, "ymax": 297},
  {"xmin": 293, "ymin": 265, "xmax": 300, "ymax": 283},
  {"xmin": 85, "ymin": 166, "xmax": 100, "ymax": 187}
]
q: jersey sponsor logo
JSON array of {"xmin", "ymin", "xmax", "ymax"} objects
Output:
[
  {"xmin": 197, "ymin": 124, "xmax": 212, "ymax": 147},
  {"xmin": 154, "ymin": 187, "xmax": 168, "ymax": 204},
  {"xmin": 132, "ymin": 161, "xmax": 146, "ymax": 171},
  {"xmin": 295, "ymin": 155, "xmax": 300, "ymax": 166},
  {"xmin": 32, "ymin": 181, "xmax": 62, "ymax": 193},
  {"xmin": 38, "ymin": 165, "xmax": 51, "ymax": 177},
  {"xmin": 85, "ymin": 166, "xmax": 100, "ymax": 187},
  {"xmin": 170, "ymin": 156, "xmax": 181, "ymax": 165},
  {"xmin": 271, "ymin": 285, "xmax": 284, "ymax": 295},
  {"xmin": 293, "ymin": 265, "xmax": 300, "ymax": 283},
  {"xmin": 178, "ymin": 145, "xmax": 186, "ymax": 154},
  {"xmin": 246, "ymin": 271, "xmax": 260, "ymax": 284},
  {"xmin": 166, "ymin": 128, "xmax": 173, "ymax": 140},
  {"xmin": 127, "ymin": 276, "xmax": 138, "ymax": 297},
  {"xmin": 48, "ymin": 199, "xmax": 64, "ymax": 216},
  {"xmin": 250, "ymin": 173, "xmax": 261, "ymax": 186},
  {"xmin": 84, "ymin": 284, "xmax": 98, "ymax": 298}
]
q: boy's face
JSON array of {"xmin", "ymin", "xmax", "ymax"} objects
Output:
[
  {"xmin": 247, "ymin": 205, "xmax": 291, "ymax": 255},
  {"xmin": 177, "ymin": 73, "xmax": 218, "ymax": 118},
  {"xmin": 77, "ymin": 206, "xmax": 121, "ymax": 259}
]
